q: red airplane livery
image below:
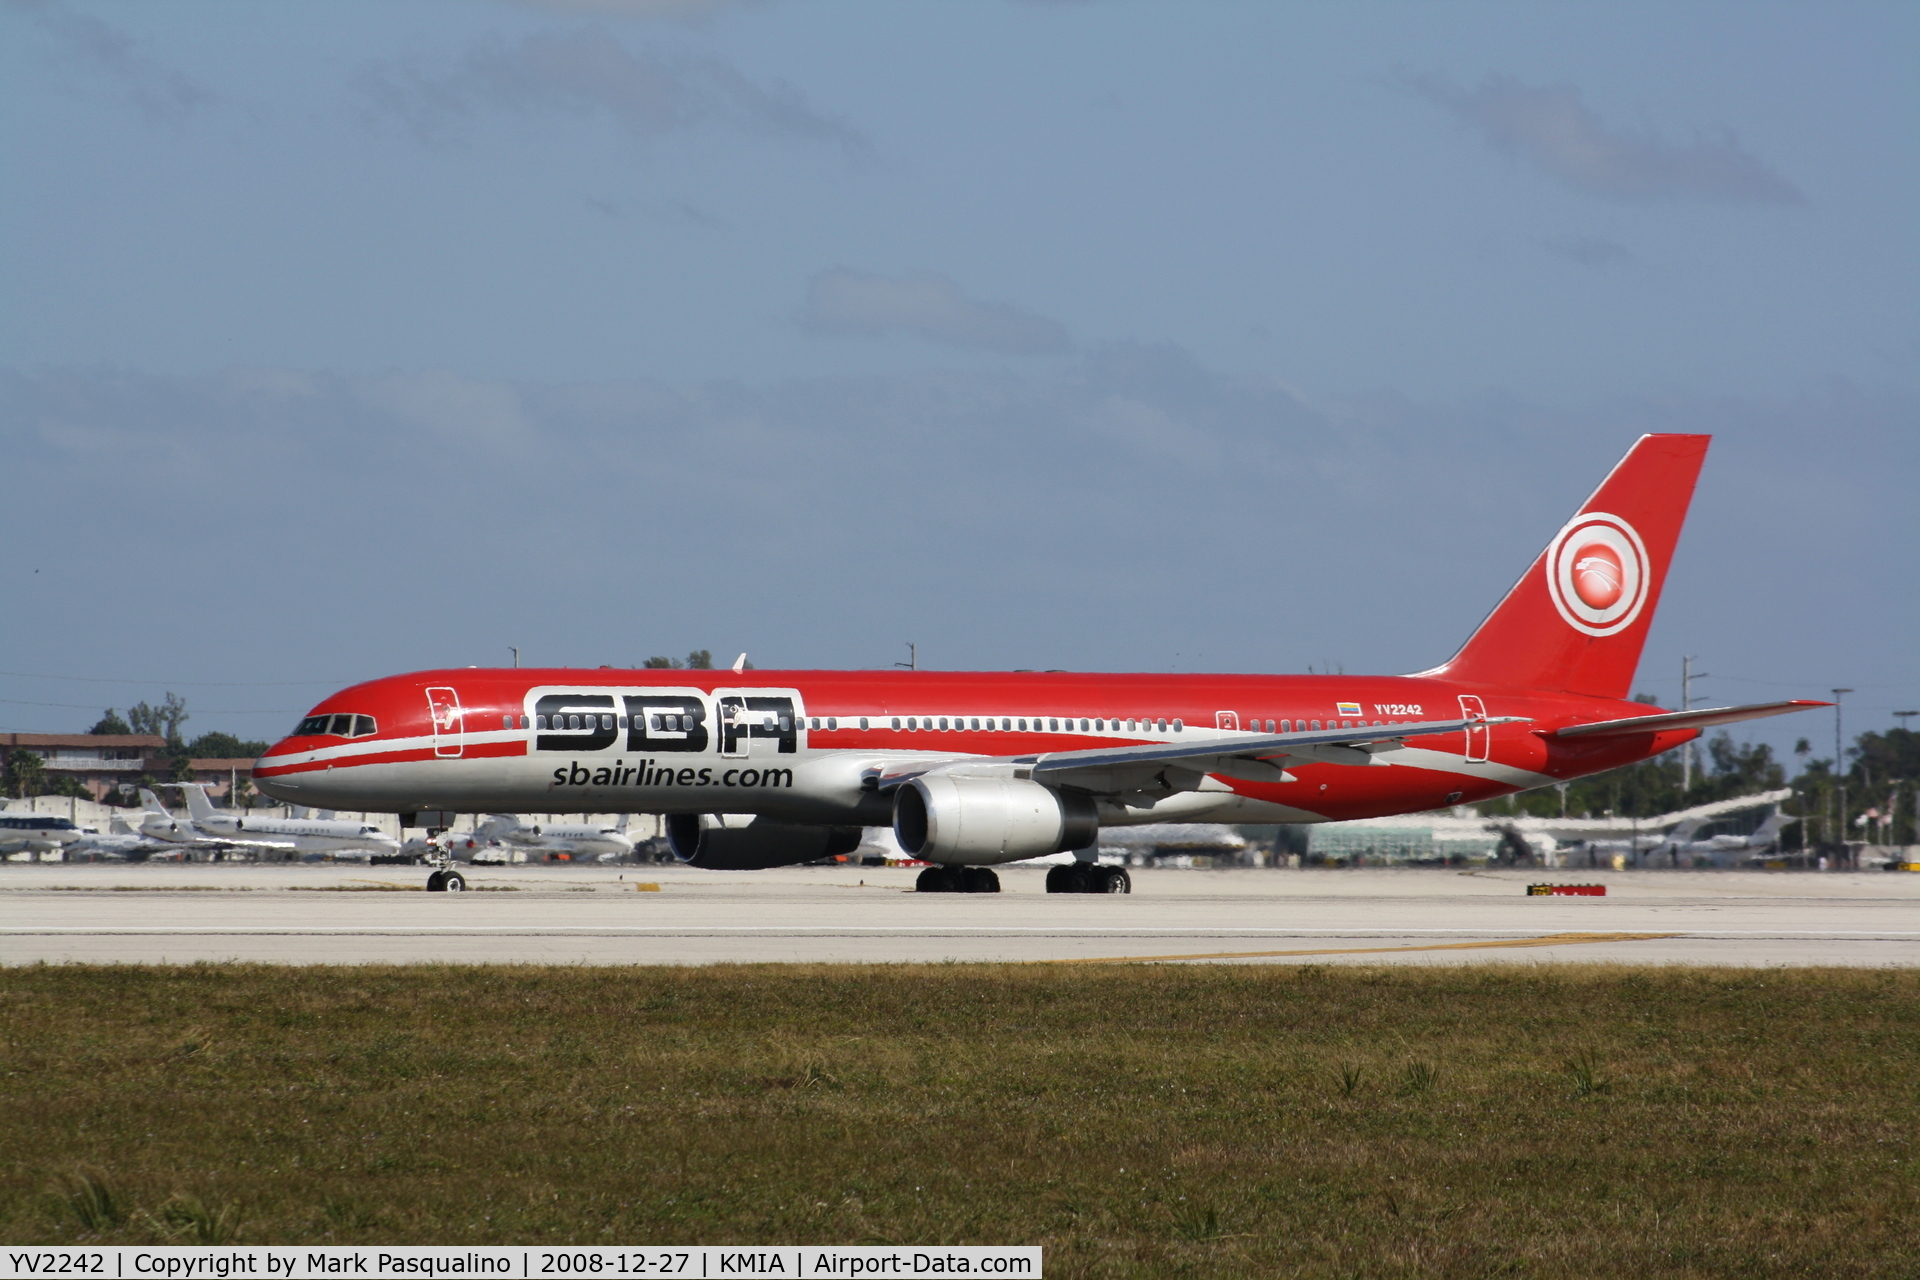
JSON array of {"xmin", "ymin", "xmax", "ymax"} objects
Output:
[{"xmin": 256, "ymin": 435, "xmax": 1824, "ymax": 893}]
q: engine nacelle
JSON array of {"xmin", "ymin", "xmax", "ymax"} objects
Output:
[
  {"xmin": 665, "ymin": 813, "xmax": 862, "ymax": 870},
  {"xmin": 893, "ymin": 774, "xmax": 1098, "ymax": 865}
]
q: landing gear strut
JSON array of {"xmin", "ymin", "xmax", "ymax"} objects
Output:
[
  {"xmin": 915, "ymin": 865, "xmax": 1001, "ymax": 893},
  {"xmin": 1046, "ymin": 862, "xmax": 1129, "ymax": 894}
]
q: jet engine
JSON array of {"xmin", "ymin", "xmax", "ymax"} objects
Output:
[
  {"xmin": 665, "ymin": 813, "xmax": 862, "ymax": 870},
  {"xmin": 893, "ymin": 774, "xmax": 1098, "ymax": 865}
]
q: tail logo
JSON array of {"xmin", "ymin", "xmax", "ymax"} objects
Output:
[{"xmin": 1546, "ymin": 513, "xmax": 1649, "ymax": 637}]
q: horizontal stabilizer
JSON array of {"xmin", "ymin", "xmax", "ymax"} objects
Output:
[{"xmin": 1548, "ymin": 700, "xmax": 1828, "ymax": 740}]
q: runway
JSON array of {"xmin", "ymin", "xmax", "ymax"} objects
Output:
[{"xmin": 1, "ymin": 863, "xmax": 1914, "ymax": 966}]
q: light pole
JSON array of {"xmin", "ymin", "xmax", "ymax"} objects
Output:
[
  {"xmin": 1896, "ymin": 712, "xmax": 1917, "ymax": 847},
  {"xmin": 1682, "ymin": 655, "xmax": 1708, "ymax": 793},
  {"xmin": 1832, "ymin": 689, "xmax": 1853, "ymax": 863}
]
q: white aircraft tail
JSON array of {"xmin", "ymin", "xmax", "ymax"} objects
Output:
[
  {"xmin": 1750, "ymin": 808, "xmax": 1792, "ymax": 846},
  {"xmin": 315, "ymin": 809, "xmax": 336, "ymax": 821},
  {"xmin": 614, "ymin": 814, "xmax": 630, "ymax": 834},
  {"xmin": 174, "ymin": 783, "xmax": 218, "ymax": 823},
  {"xmin": 478, "ymin": 814, "xmax": 519, "ymax": 837},
  {"xmin": 139, "ymin": 788, "xmax": 170, "ymax": 815},
  {"xmin": 109, "ymin": 816, "xmax": 136, "ymax": 835}
]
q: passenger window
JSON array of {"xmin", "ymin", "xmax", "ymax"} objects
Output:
[
  {"xmin": 354, "ymin": 715, "xmax": 377, "ymax": 736},
  {"xmin": 893, "ymin": 718, "xmax": 903, "ymax": 730},
  {"xmin": 566, "ymin": 715, "xmax": 579, "ymax": 730},
  {"xmin": 1155, "ymin": 719, "xmax": 1167, "ymax": 732},
  {"xmin": 536, "ymin": 715, "xmax": 548, "ymax": 730},
  {"xmin": 502, "ymin": 715, "xmax": 513, "ymax": 730},
  {"xmin": 1312, "ymin": 720, "xmax": 1321, "ymax": 730},
  {"xmin": 1173, "ymin": 719, "xmax": 1183, "ymax": 731},
  {"xmin": 1045, "ymin": 718, "xmax": 1056, "ymax": 732},
  {"xmin": 855, "ymin": 718, "xmax": 865, "ymax": 730},
  {"xmin": 519, "ymin": 715, "xmax": 530, "ymax": 729},
  {"xmin": 827, "ymin": 717, "xmax": 837, "ymax": 731}
]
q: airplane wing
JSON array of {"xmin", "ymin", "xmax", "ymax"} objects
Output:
[
  {"xmin": 1547, "ymin": 700, "xmax": 1827, "ymax": 739},
  {"xmin": 876, "ymin": 715, "xmax": 1528, "ymax": 795}
]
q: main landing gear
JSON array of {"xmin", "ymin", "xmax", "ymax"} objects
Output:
[
  {"xmin": 915, "ymin": 865, "xmax": 1001, "ymax": 893},
  {"xmin": 1047, "ymin": 863, "xmax": 1130, "ymax": 894}
]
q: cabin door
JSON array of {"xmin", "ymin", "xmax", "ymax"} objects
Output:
[
  {"xmin": 426, "ymin": 687, "xmax": 464, "ymax": 758},
  {"xmin": 1458, "ymin": 695, "xmax": 1489, "ymax": 763}
]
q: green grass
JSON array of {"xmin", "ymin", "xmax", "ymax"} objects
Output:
[{"xmin": 2, "ymin": 964, "xmax": 1915, "ymax": 1277}]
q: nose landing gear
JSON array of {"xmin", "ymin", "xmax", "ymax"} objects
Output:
[
  {"xmin": 1046, "ymin": 863, "xmax": 1130, "ymax": 894},
  {"xmin": 423, "ymin": 843, "xmax": 466, "ymax": 892}
]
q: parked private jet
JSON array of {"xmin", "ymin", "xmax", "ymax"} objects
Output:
[
  {"xmin": 137, "ymin": 785, "xmax": 400, "ymax": 857},
  {"xmin": 66, "ymin": 815, "xmax": 170, "ymax": 861},
  {"xmin": 0, "ymin": 810, "xmax": 85, "ymax": 858},
  {"xmin": 255, "ymin": 434, "xmax": 1828, "ymax": 894}
]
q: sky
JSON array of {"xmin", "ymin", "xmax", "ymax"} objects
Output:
[{"xmin": 2, "ymin": 0, "xmax": 1916, "ymax": 767}]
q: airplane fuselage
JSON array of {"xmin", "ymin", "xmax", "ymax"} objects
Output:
[{"xmin": 255, "ymin": 669, "xmax": 1695, "ymax": 836}]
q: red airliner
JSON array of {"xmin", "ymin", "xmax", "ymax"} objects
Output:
[{"xmin": 256, "ymin": 434, "xmax": 1824, "ymax": 893}]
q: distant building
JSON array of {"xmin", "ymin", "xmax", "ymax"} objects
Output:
[
  {"xmin": 0, "ymin": 735, "xmax": 259, "ymax": 804},
  {"xmin": 186, "ymin": 759, "xmax": 260, "ymax": 803},
  {"xmin": 0, "ymin": 733, "xmax": 166, "ymax": 801}
]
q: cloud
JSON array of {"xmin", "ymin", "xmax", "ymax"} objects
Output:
[
  {"xmin": 357, "ymin": 369, "xmax": 534, "ymax": 454},
  {"xmin": 586, "ymin": 194, "xmax": 730, "ymax": 228},
  {"xmin": 12, "ymin": 0, "xmax": 218, "ymax": 121},
  {"xmin": 1538, "ymin": 234, "xmax": 1630, "ymax": 268},
  {"xmin": 802, "ymin": 268, "xmax": 1073, "ymax": 356},
  {"xmin": 1404, "ymin": 71, "xmax": 1804, "ymax": 205},
  {"xmin": 355, "ymin": 25, "xmax": 863, "ymax": 153}
]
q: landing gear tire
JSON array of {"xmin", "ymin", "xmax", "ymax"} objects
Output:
[
  {"xmin": 441, "ymin": 871, "xmax": 466, "ymax": 893},
  {"xmin": 1047, "ymin": 863, "xmax": 1128, "ymax": 893},
  {"xmin": 961, "ymin": 867, "xmax": 1001, "ymax": 894},
  {"xmin": 916, "ymin": 865, "xmax": 964, "ymax": 893},
  {"xmin": 426, "ymin": 870, "xmax": 447, "ymax": 892}
]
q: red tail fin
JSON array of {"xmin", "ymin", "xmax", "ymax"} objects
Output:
[{"xmin": 1425, "ymin": 434, "xmax": 1710, "ymax": 699}]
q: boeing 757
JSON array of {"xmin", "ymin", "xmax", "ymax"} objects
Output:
[{"xmin": 255, "ymin": 434, "xmax": 1826, "ymax": 893}]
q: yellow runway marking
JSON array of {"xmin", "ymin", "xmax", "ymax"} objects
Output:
[{"xmin": 1046, "ymin": 931, "xmax": 1682, "ymax": 964}]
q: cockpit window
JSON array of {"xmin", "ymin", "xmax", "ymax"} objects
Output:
[{"xmin": 293, "ymin": 713, "xmax": 377, "ymax": 738}]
